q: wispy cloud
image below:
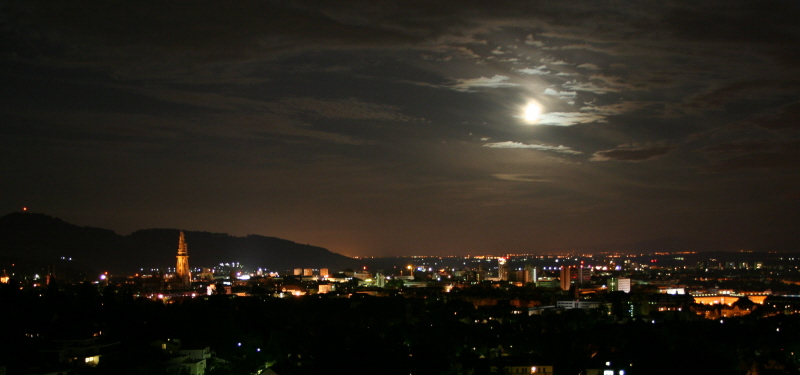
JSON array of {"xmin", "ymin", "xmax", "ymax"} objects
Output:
[
  {"xmin": 591, "ymin": 145, "xmax": 675, "ymax": 162},
  {"xmin": 544, "ymin": 88, "xmax": 577, "ymax": 98},
  {"xmin": 748, "ymin": 101, "xmax": 800, "ymax": 131},
  {"xmin": 492, "ymin": 174, "xmax": 551, "ymax": 182},
  {"xmin": 562, "ymin": 80, "xmax": 621, "ymax": 94},
  {"xmin": 579, "ymin": 101, "xmax": 649, "ymax": 116},
  {"xmin": 450, "ymin": 75, "xmax": 519, "ymax": 92},
  {"xmin": 577, "ymin": 63, "xmax": 601, "ymax": 70},
  {"xmin": 524, "ymin": 34, "xmax": 545, "ymax": 47},
  {"xmin": 589, "ymin": 74, "xmax": 636, "ymax": 91},
  {"xmin": 537, "ymin": 112, "xmax": 605, "ymax": 126},
  {"xmin": 278, "ymin": 97, "xmax": 418, "ymax": 122},
  {"xmin": 483, "ymin": 141, "xmax": 581, "ymax": 154},
  {"xmin": 700, "ymin": 140, "xmax": 800, "ymax": 172},
  {"xmin": 516, "ymin": 66, "xmax": 550, "ymax": 75}
]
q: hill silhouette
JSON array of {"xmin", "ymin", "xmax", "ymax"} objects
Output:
[{"xmin": 0, "ymin": 212, "xmax": 355, "ymax": 273}]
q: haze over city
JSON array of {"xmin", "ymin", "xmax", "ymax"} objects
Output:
[{"xmin": 2, "ymin": 1, "xmax": 799, "ymax": 257}]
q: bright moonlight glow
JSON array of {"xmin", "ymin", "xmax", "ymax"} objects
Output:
[{"xmin": 523, "ymin": 102, "xmax": 542, "ymax": 123}]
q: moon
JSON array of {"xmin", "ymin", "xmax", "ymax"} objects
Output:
[{"xmin": 523, "ymin": 102, "xmax": 542, "ymax": 123}]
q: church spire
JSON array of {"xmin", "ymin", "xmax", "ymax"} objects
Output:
[
  {"xmin": 176, "ymin": 231, "xmax": 191, "ymax": 288},
  {"xmin": 178, "ymin": 231, "xmax": 188, "ymax": 256}
]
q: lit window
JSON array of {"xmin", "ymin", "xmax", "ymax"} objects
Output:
[{"xmin": 84, "ymin": 356, "xmax": 100, "ymax": 366}]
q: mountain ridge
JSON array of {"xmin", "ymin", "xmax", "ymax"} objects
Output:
[{"xmin": 0, "ymin": 212, "xmax": 356, "ymax": 273}]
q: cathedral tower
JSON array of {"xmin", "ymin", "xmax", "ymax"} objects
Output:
[{"xmin": 176, "ymin": 231, "xmax": 191, "ymax": 288}]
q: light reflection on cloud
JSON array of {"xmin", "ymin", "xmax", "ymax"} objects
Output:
[
  {"xmin": 450, "ymin": 75, "xmax": 519, "ymax": 91},
  {"xmin": 537, "ymin": 112, "xmax": 605, "ymax": 126},
  {"xmin": 483, "ymin": 141, "xmax": 582, "ymax": 154}
]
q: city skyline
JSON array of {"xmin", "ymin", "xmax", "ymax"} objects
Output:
[{"xmin": 2, "ymin": 1, "xmax": 799, "ymax": 257}]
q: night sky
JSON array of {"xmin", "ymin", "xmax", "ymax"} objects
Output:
[{"xmin": 2, "ymin": 1, "xmax": 799, "ymax": 257}]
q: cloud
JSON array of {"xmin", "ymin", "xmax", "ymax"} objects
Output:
[
  {"xmin": 544, "ymin": 88, "xmax": 577, "ymax": 98},
  {"xmin": 3, "ymin": 1, "xmax": 441, "ymax": 81},
  {"xmin": 492, "ymin": 174, "xmax": 550, "ymax": 182},
  {"xmin": 537, "ymin": 112, "xmax": 605, "ymax": 126},
  {"xmin": 703, "ymin": 142, "xmax": 777, "ymax": 154},
  {"xmin": 591, "ymin": 145, "xmax": 675, "ymax": 162},
  {"xmin": 665, "ymin": 2, "xmax": 800, "ymax": 48},
  {"xmin": 748, "ymin": 101, "xmax": 800, "ymax": 131},
  {"xmin": 450, "ymin": 75, "xmax": 519, "ymax": 91},
  {"xmin": 577, "ymin": 63, "xmax": 601, "ymax": 70},
  {"xmin": 562, "ymin": 80, "xmax": 621, "ymax": 94},
  {"xmin": 483, "ymin": 141, "xmax": 582, "ymax": 154},
  {"xmin": 681, "ymin": 80, "xmax": 800, "ymax": 113},
  {"xmin": 524, "ymin": 34, "xmax": 545, "ymax": 47},
  {"xmin": 579, "ymin": 101, "xmax": 650, "ymax": 116},
  {"xmin": 589, "ymin": 74, "xmax": 636, "ymax": 91},
  {"xmin": 700, "ymin": 140, "xmax": 800, "ymax": 171},
  {"xmin": 278, "ymin": 97, "xmax": 417, "ymax": 122},
  {"xmin": 518, "ymin": 101, "xmax": 647, "ymax": 128},
  {"xmin": 516, "ymin": 66, "xmax": 550, "ymax": 75},
  {"xmin": 540, "ymin": 43, "xmax": 614, "ymax": 54}
]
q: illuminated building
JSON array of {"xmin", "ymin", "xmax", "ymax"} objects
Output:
[
  {"xmin": 154, "ymin": 339, "xmax": 211, "ymax": 375},
  {"xmin": 560, "ymin": 266, "xmax": 571, "ymax": 291},
  {"xmin": 536, "ymin": 277, "xmax": 558, "ymax": 288},
  {"xmin": 586, "ymin": 361, "xmax": 629, "ymax": 375},
  {"xmin": 524, "ymin": 265, "xmax": 538, "ymax": 285},
  {"xmin": 196, "ymin": 268, "xmax": 214, "ymax": 281},
  {"xmin": 498, "ymin": 258, "xmax": 508, "ymax": 281},
  {"xmin": 48, "ymin": 335, "xmax": 119, "ymax": 369},
  {"xmin": 763, "ymin": 295, "xmax": 800, "ymax": 315},
  {"xmin": 556, "ymin": 300, "xmax": 603, "ymax": 310},
  {"xmin": 46, "ymin": 265, "xmax": 57, "ymax": 286},
  {"xmin": 498, "ymin": 365, "xmax": 553, "ymax": 374},
  {"xmin": 176, "ymin": 231, "xmax": 191, "ymax": 288},
  {"xmin": 693, "ymin": 303, "xmax": 755, "ymax": 319},
  {"xmin": 636, "ymin": 293, "xmax": 693, "ymax": 316},
  {"xmin": 617, "ymin": 278, "xmax": 631, "ymax": 293},
  {"xmin": 609, "ymin": 277, "xmax": 631, "ymax": 293}
]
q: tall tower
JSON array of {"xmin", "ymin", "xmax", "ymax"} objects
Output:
[
  {"xmin": 497, "ymin": 258, "xmax": 508, "ymax": 281},
  {"xmin": 176, "ymin": 231, "xmax": 191, "ymax": 288},
  {"xmin": 559, "ymin": 266, "xmax": 571, "ymax": 291}
]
